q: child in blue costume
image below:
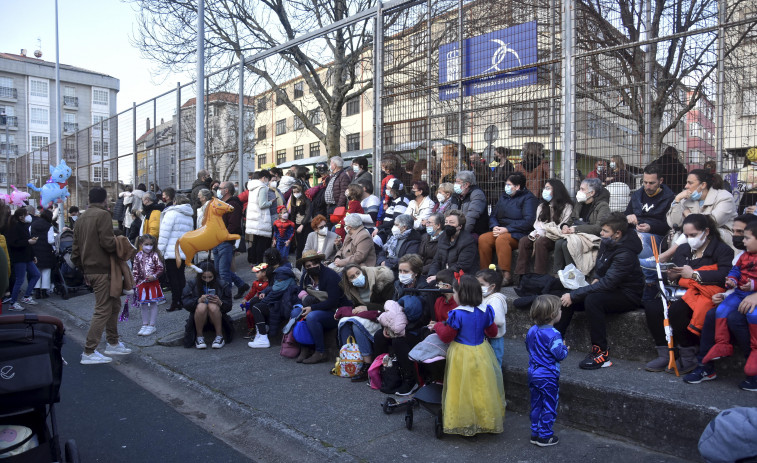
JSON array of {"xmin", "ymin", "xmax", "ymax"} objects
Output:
[
  {"xmin": 434, "ymin": 274, "xmax": 506, "ymax": 436},
  {"xmin": 526, "ymin": 295, "xmax": 569, "ymax": 446}
]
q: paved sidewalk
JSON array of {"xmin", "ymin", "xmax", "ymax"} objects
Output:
[{"xmin": 26, "ymin": 257, "xmax": 690, "ymax": 463}]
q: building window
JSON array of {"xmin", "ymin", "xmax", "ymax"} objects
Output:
[
  {"xmin": 294, "ymin": 82, "xmax": 304, "ymax": 99},
  {"xmin": 512, "ymin": 102, "xmax": 551, "ymax": 136},
  {"xmin": 257, "ymin": 154, "xmax": 267, "ymax": 168},
  {"xmin": 689, "ymin": 149, "xmax": 703, "ymax": 165},
  {"xmin": 294, "ymin": 145, "xmax": 304, "ymax": 160},
  {"xmin": 64, "ymin": 86, "xmax": 75, "ymax": 98},
  {"xmin": 308, "ymin": 109, "xmax": 321, "ymax": 125},
  {"xmin": 346, "ymin": 133, "xmax": 360, "ymax": 151},
  {"xmin": 30, "ymin": 79, "xmax": 48, "ymax": 98},
  {"xmin": 257, "ymin": 125, "xmax": 267, "ymax": 140},
  {"xmin": 31, "ymin": 135, "xmax": 49, "ymax": 150},
  {"xmin": 92, "ymin": 166, "xmax": 109, "ymax": 182},
  {"xmin": 275, "ymin": 90, "xmax": 286, "ymax": 106},
  {"xmin": 410, "ymin": 119, "xmax": 426, "ymax": 142},
  {"xmin": 93, "ymin": 88, "xmax": 109, "ymax": 106},
  {"xmin": 690, "ymin": 122, "xmax": 702, "ymax": 138},
  {"xmin": 309, "ymin": 142, "xmax": 320, "ymax": 158},
  {"xmin": 293, "ymin": 116, "xmax": 304, "ymax": 131},
  {"xmin": 93, "ymin": 140, "xmax": 110, "ymax": 156},
  {"xmin": 0, "ymin": 77, "xmax": 14, "ymax": 99},
  {"xmin": 346, "ymin": 98, "xmax": 360, "ymax": 116},
  {"xmin": 92, "ymin": 114, "xmax": 109, "ymax": 132},
  {"xmin": 30, "ymin": 107, "xmax": 49, "ymax": 126},
  {"xmin": 445, "ymin": 114, "xmax": 468, "ymax": 136},
  {"xmin": 276, "ymin": 149, "xmax": 287, "ymax": 165},
  {"xmin": 383, "ymin": 125, "xmax": 394, "ymax": 146},
  {"xmin": 275, "ymin": 119, "xmax": 287, "ymax": 135},
  {"xmin": 257, "ymin": 98, "xmax": 267, "ymax": 112}
]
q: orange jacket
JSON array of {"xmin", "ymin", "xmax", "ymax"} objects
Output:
[{"xmin": 679, "ymin": 264, "xmax": 723, "ymax": 335}]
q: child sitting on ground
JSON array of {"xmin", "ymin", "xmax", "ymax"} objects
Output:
[
  {"xmin": 434, "ymin": 274, "xmax": 506, "ymax": 436},
  {"xmin": 478, "ymin": 265, "xmax": 508, "ymax": 367},
  {"xmin": 702, "ymin": 221, "xmax": 757, "ymax": 377},
  {"xmin": 272, "ymin": 205, "xmax": 295, "ymax": 260},
  {"xmin": 526, "ymin": 295, "xmax": 569, "ymax": 447},
  {"xmin": 241, "ymin": 263, "xmax": 270, "ymax": 339},
  {"xmin": 133, "ymin": 234, "xmax": 165, "ymax": 336}
]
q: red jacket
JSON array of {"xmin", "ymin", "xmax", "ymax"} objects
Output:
[
  {"xmin": 334, "ymin": 200, "xmax": 365, "ymax": 239},
  {"xmin": 244, "ymin": 280, "xmax": 269, "ymax": 302}
]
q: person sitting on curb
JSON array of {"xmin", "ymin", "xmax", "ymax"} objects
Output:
[
  {"xmin": 555, "ymin": 212, "xmax": 644, "ymax": 370},
  {"xmin": 181, "ymin": 261, "xmax": 233, "ymax": 349}
]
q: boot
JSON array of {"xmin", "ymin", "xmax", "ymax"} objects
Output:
[
  {"xmin": 745, "ymin": 324, "xmax": 757, "ymax": 377},
  {"xmin": 702, "ymin": 318, "xmax": 734, "ymax": 363},
  {"xmin": 676, "ymin": 346, "xmax": 699, "ymax": 375},
  {"xmin": 302, "ymin": 351, "xmax": 328, "ymax": 364},
  {"xmin": 296, "ymin": 346, "xmax": 313, "ymax": 363},
  {"xmin": 644, "ymin": 346, "xmax": 671, "ymax": 372},
  {"xmin": 350, "ymin": 362, "xmax": 370, "ymax": 383},
  {"xmin": 247, "ymin": 333, "xmax": 270, "ymax": 349}
]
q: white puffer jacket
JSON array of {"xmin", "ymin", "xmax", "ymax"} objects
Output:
[
  {"xmin": 157, "ymin": 203, "xmax": 194, "ymax": 260},
  {"xmin": 245, "ymin": 179, "xmax": 272, "ymax": 237}
]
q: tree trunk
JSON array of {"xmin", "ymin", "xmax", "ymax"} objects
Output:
[{"xmin": 325, "ymin": 116, "xmax": 342, "ymax": 159}]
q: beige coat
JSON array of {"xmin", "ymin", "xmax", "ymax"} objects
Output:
[
  {"xmin": 334, "ymin": 226, "xmax": 377, "ymax": 267},
  {"xmin": 666, "ymin": 188, "xmax": 736, "ymax": 246}
]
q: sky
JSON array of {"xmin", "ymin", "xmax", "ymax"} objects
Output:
[{"xmin": 0, "ymin": 0, "xmax": 193, "ymax": 113}]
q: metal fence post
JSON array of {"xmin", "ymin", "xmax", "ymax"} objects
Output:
[
  {"xmin": 238, "ymin": 58, "xmax": 245, "ymax": 188},
  {"xmin": 550, "ymin": 0, "xmax": 557, "ymax": 175},
  {"xmin": 643, "ymin": 0, "xmax": 652, "ymax": 163},
  {"xmin": 100, "ymin": 120, "xmax": 104, "ymax": 187},
  {"xmin": 176, "ymin": 82, "xmax": 182, "ymax": 189},
  {"xmin": 457, "ymin": 0, "xmax": 463, "ymax": 171},
  {"xmin": 133, "ymin": 102, "xmax": 138, "ymax": 187},
  {"xmin": 426, "ymin": 0, "xmax": 432, "ymax": 169},
  {"xmin": 561, "ymin": 0, "xmax": 575, "ymax": 186},
  {"xmin": 716, "ymin": 0, "xmax": 726, "ymax": 172},
  {"xmin": 153, "ymin": 98, "xmax": 158, "ymax": 189},
  {"xmin": 196, "ymin": 0, "xmax": 205, "ymax": 174},
  {"xmin": 373, "ymin": 2, "xmax": 384, "ymax": 191},
  {"xmin": 75, "ymin": 131, "xmax": 79, "ymax": 206}
]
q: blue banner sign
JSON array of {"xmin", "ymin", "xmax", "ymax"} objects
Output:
[{"xmin": 439, "ymin": 21, "xmax": 538, "ymax": 100}]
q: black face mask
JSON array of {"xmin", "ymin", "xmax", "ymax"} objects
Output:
[
  {"xmin": 733, "ymin": 235, "xmax": 746, "ymax": 250},
  {"xmin": 307, "ymin": 266, "xmax": 321, "ymax": 277},
  {"xmin": 444, "ymin": 225, "xmax": 457, "ymax": 238}
]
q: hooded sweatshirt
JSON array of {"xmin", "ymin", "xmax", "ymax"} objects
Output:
[{"xmin": 624, "ymin": 183, "xmax": 675, "ymax": 236}]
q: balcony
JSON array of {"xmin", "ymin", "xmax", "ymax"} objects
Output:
[
  {"xmin": 0, "ymin": 87, "xmax": 17, "ymax": 101},
  {"xmin": 63, "ymin": 148, "xmax": 76, "ymax": 158},
  {"xmin": 0, "ymin": 144, "xmax": 18, "ymax": 156},
  {"xmin": 63, "ymin": 122, "xmax": 78, "ymax": 133},
  {"xmin": 0, "ymin": 115, "xmax": 17, "ymax": 129},
  {"xmin": 63, "ymin": 96, "xmax": 78, "ymax": 108}
]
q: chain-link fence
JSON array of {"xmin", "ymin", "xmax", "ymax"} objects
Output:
[{"xmin": 13, "ymin": 0, "xmax": 757, "ymax": 215}]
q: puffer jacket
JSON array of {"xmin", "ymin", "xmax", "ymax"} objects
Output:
[
  {"xmin": 459, "ymin": 185, "xmax": 489, "ymax": 235},
  {"xmin": 570, "ymin": 225, "xmax": 644, "ymax": 305},
  {"xmin": 427, "ymin": 229, "xmax": 480, "ymax": 275},
  {"xmin": 142, "ymin": 202, "xmax": 164, "ymax": 238},
  {"xmin": 378, "ymin": 300, "xmax": 408, "ymax": 337},
  {"xmin": 245, "ymin": 179, "xmax": 273, "ymax": 237},
  {"xmin": 376, "ymin": 229, "xmax": 422, "ymax": 270},
  {"xmin": 568, "ymin": 187, "xmax": 611, "ymax": 236},
  {"xmin": 157, "ymin": 204, "xmax": 194, "ymax": 260},
  {"xmin": 418, "ymin": 232, "xmax": 441, "ymax": 274},
  {"xmin": 489, "ymin": 188, "xmax": 539, "ymax": 240}
]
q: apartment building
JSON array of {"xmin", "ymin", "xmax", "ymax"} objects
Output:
[{"xmin": 0, "ymin": 51, "xmax": 119, "ymax": 187}]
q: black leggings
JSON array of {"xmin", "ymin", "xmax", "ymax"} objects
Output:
[
  {"xmin": 165, "ymin": 259, "xmax": 186, "ymax": 308},
  {"xmin": 248, "ymin": 303, "xmax": 270, "ymax": 335},
  {"xmin": 248, "ymin": 235, "xmax": 272, "ymax": 264},
  {"xmin": 643, "ymin": 298, "xmax": 699, "ymax": 347},
  {"xmin": 554, "ymin": 291, "xmax": 638, "ymax": 351}
]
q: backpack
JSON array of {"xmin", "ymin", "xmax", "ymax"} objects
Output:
[
  {"xmin": 330, "ymin": 336, "xmax": 363, "ymax": 378},
  {"xmin": 379, "ymin": 355, "xmax": 403, "ymax": 394},
  {"xmin": 279, "ymin": 331, "xmax": 300, "ymax": 358}
]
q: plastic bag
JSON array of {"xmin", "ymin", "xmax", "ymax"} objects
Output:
[{"xmin": 558, "ymin": 264, "xmax": 589, "ymax": 290}]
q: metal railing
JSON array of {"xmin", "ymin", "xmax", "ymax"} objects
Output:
[
  {"xmin": 63, "ymin": 96, "xmax": 78, "ymax": 107},
  {"xmin": 0, "ymin": 87, "xmax": 17, "ymax": 100},
  {"xmin": 0, "ymin": 116, "xmax": 17, "ymax": 128}
]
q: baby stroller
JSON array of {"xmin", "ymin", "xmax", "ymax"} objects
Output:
[
  {"xmin": 0, "ymin": 314, "xmax": 79, "ymax": 462},
  {"xmin": 52, "ymin": 230, "xmax": 91, "ymax": 300}
]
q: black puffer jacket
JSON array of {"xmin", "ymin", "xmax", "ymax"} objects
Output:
[
  {"xmin": 670, "ymin": 237, "xmax": 734, "ymax": 285},
  {"xmin": 570, "ymin": 225, "xmax": 644, "ymax": 305},
  {"xmin": 418, "ymin": 232, "xmax": 441, "ymax": 274},
  {"xmin": 181, "ymin": 277, "xmax": 233, "ymax": 314},
  {"xmin": 427, "ymin": 229, "xmax": 480, "ymax": 275},
  {"xmin": 30, "ymin": 217, "xmax": 56, "ymax": 269}
]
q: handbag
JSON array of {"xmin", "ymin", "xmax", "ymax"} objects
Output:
[
  {"xmin": 367, "ymin": 353, "xmax": 387, "ymax": 390},
  {"xmin": 379, "ymin": 355, "xmax": 403, "ymax": 394},
  {"xmin": 330, "ymin": 336, "xmax": 364, "ymax": 378},
  {"xmin": 279, "ymin": 331, "xmax": 300, "ymax": 358},
  {"xmin": 292, "ymin": 320, "xmax": 314, "ymax": 345}
]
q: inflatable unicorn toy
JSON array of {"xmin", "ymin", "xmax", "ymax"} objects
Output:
[
  {"xmin": 27, "ymin": 160, "xmax": 72, "ymax": 207},
  {"xmin": 8, "ymin": 185, "xmax": 31, "ymax": 207}
]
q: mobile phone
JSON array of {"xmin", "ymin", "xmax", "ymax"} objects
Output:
[{"xmin": 207, "ymin": 289, "xmax": 216, "ymax": 296}]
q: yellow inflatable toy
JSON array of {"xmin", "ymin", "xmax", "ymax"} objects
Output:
[{"xmin": 175, "ymin": 198, "xmax": 240, "ymax": 272}]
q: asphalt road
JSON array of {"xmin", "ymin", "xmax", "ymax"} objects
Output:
[{"xmin": 54, "ymin": 340, "xmax": 251, "ymax": 463}]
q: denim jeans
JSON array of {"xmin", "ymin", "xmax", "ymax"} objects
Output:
[
  {"xmin": 305, "ymin": 309, "xmax": 339, "ymax": 353},
  {"xmin": 638, "ymin": 232, "xmax": 662, "ymax": 283},
  {"xmin": 489, "ymin": 337, "xmax": 505, "ymax": 367},
  {"xmin": 213, "ymin": 241, "xmax": 245, "ymax": 289},
  {"xmin": 698, "ymin": 306, "xmax": 752, "ymax": 364},
  {"xmin": 338, "ymin": 322, "xmax": 373, "ymax": 357},
  {"xmin": 10, "ymin": 261, "xmax": 41, "ymax": 303}
]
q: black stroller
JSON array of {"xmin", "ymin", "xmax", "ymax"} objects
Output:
[
  {"xmin": 0, "ymin": 314, "xmax": 79, "ymax": 461},
  {"xmin": 52, "ymin": 230, "xmax": 91, "ymax": 300}
]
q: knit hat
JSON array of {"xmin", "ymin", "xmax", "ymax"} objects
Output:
[{"xmin": 277, "ymin": 205, "xmax": 287, "ymax": 214}]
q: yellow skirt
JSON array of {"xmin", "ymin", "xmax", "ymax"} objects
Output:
[{"xmin": 442, "ymin": 340, "xmax": 506, "ymax": 436}]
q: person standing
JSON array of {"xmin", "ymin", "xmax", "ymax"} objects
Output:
[
  {"xmin": 157, "ymin": 195, "xmax": 194, "ymax": 311},
  {"xmin": 190, "ymin": 169, "xmax": 213, "ymax": 211},
  {"xmin": 246, "ymin": 171, "xmax": 274, "ymax": 265},
  {"xmin": 324, "ymin": 156, "xmax": 351, "ymax": 220},
  {"xmin": 72, "ymin": 187, "xmax": 132, "ymax": 365},
  {"xmin": 31, "ymin": 209, "xmax": 56, "ymax": 299},
  {"xmin": 4, "ymin": 208, "xmax": 41, "ymax": 311},
  {"xmin": 215, "ymin": 181, "xmax": 250, "ymax": 299}
]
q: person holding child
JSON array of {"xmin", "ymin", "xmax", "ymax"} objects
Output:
[
  {"xmin": 133, "ymin": 234, "xmax": 165, "ymax": 336},
  {"xmin": 272, "ymin": 205, "xmax": 295, "ymax": 260},
  {"xmin": 434, "ymin": 273, "xmax": 506, "ymax": 436},
  {"xmin": 526, "ymin": 295, "xmax": 569, "ymax": 446}
]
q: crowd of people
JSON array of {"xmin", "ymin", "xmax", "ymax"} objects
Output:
[{"xmin": 7, "ymin": 142, "xmax": 757, "ymax": 443}]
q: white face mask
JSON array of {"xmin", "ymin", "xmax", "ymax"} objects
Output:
[
  {"xmin": 293, "ymin": 192, "xmax": 302, "ymax": 199},
  {"xmin": 421, "ymin": 174, "xmax": 428, "ymax": 181},
  {"xmin": 71, "ymin": 215, "xmax": 78, "ymax": 221},
  {"xmin": 391, "ymin": 226, "xmax": 401, "ymax": 236},
  {"xmin": 398, "ymin": 273, "xmax": 414, "ymax": 285},
  {"xmin": 280, "ymin": 213, "xmax": 289, "ymax": 220},
  {"xmin": 24, "ymin": 215, "xmax": 32, "ymax": 223},
  {"xmin": 270, "ymin": 180, "xmax": 278, "ymax": 188},
  {"xmin": 317, "ymin": 227, "xmax": 328, "ymax": 236},
  {"xmin": 216, "ymin": 189, "xmax": 224, "ymax": 199},
  {"xmin": 576, "ymin": 191, "xmax": 588, "ymax": 203},
  {"xmin": 436, "ymin": 193, "xmax": 446, "ymax": 203},
  {"xmin": 481, "ymin": 285, "xmax": 491, "ymax": 296},
  {"xmin": 352, "ymin": 165, "xmax": 360, "ymax": 173},
  {"xmin": 687, "ymin": 231, "xmax": 707, "ymax": 251},
  {"xmin": 385, "ymin": 189, "xmax": 393, "ymax": 198}
]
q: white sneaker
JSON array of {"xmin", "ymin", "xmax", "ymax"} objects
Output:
[
  {"xmin": 138, "ymin": 325, "xmax": 148, "ymax": 336},
  {"xmin": 104, "ymin": 341, "xmax": 132, "ymax": 355},
  {"xmin": 143, "ymin": 326, "xmax": 156, "ymax": 336},
  {"xmin": 20, "ymin": 296, "xmax": 37, "ymax": 305},
  {"xmin": 195, "ymin": 337, "xmax": 207, "ymax": 349},
  {"xmin": 80, "ymin": 350, "xmax": 112, "ymax": 365},
  {"xmin": 247, "ymin": 333, "xmax": 270, "ymax": 349},
  {"xmin": 8, "ymin": 302, "xmax": 25, "ymax": 311},
  {"xmin": 123, "ymin": 289, "xmax": 134, "ymax": 296},
  {"xmin": 211, "ymin": 336, "xmax": 225, "ymax": 349}
]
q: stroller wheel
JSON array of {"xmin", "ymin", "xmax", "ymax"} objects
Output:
[
  {"xmin": 382, "ymin": 397, "xmax": 396, "ymax": 415},
  {"xmin": 65, "ymin": 439, "xmax": 80, "ymax": 463},
  {"xmin": 405, "ymin": 408, "xmax": 413, "ymax": 430},
  {"xmin": 434, "ymin": 415, "xmax": 444, "ymax": 439}
]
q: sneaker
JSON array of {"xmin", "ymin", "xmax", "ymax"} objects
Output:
[
  {"xmin": 211, "ymin": 336, "xmax": 225, "ymax": 349},
  {"xmin": 80, "ymin": 350, "xmax": 113, "ymax": 365},
  {"xmin": 530, "ymin": 435, "xmax": 539, "ymax": 445},
  {"xmin": 104, "ymin": 342, "xmax": 132, "ymax": 355},
  {"xmin": 8, "ymin": 302, "xmax": 25, "ymax": 312},
  {"xmin": 247, "ymin": 333, "xmax": 270, "ymax": 349},
  {"xmin": 138, "ymin": 325, "xmax": 148, "ymax": 336},
  {"xmin": 195, "ymin": 337, "xmax": 207, "ymax": 349},
  {"xmin": 158, "ymin": 299, "xmax": 168, "ymax": 305},
  {"xmin": 243, "ymin": 329, "xmax": 255, "ymax": 339},
  {"xmin": 579, "ymin": 345, "xmax": 612, "ymax": 370},
  {"xmin": 2, "ymin": 296, "xmax": 11, "ymax": 304},
  {"xmin": 235, "ymin": 284, "xmax": 251, "ymax": 300},
  {"xmin": 123, "ymin": 289, "xmax": 135, "ymax": 296},
  {"xmin": 536, "ymin": 435, "xmax": 559, "ymax": 447},
  {"xmin": 20, "ymin": 296, "xmax": 37, "ymax": 305},
  {"xmin": 143, "ymin": 326, "xmax": 156, "ymax": 336},
  {"xmin": 683, "ymin": 364, "xmax": 717, "ymax": 384},
  {"xmin": 395, "ymin": 380, "xmax": 419, "ymax": 396},
  {"xmin": 738, "ymin": 376, "xmax": 757, "ymax": 392}
]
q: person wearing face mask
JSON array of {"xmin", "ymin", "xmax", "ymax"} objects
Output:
[
  {"xmin": 272, "ymin": 205, "xmax": 296, "ymax": 260},
  {"xmin": 246, "ymin": 170, "xmax": 275, "ymax": 265},
  {"xmin": 433, "ymin": 183, "xmax": 460, "ymax": 215},
  {"xmin": 376, "ymin": 214, "xmax": 421, "ymax": 274},
  {"xmin": 303, "ymin": 215, "xmax": 338, "ymax": 263},
  {"xmin": 427, "ymin": 209, "xmax": 481, "ymax": 280},
  {"xmin": 296, "ymin": 250, "xmax": 352, "ymax": 364},
  {"xmin": 490, "ymin": 147, "xmax": 515, "ymax": 207},
  {"xmin": 323, "ymin": 156, "xmax": 351, "ymax": 218},
  {"xmin": 604, "ymin": 155, "xmax": 634, "ymax": 189},
  {"xmin": 479, "ymin": 172, "xmax": 538, "ymax": 285},
  {"xmin": 373, "ymin": 178, "xmax": 410, "ymax": 245},
  {"xmin": 266, "ymin": 168, "xmax": 286, "ymax": 223},
  {"xmin": 337, "ymin": 263, "xmax": 396, "ymax": 381},
  {"xmin": 287, "ymin": 184, "xmax": 311, "ymax": 262},
  {"xmin": 334, "ymin": 184, "xmax": 367, "ymax": 241},
  {"xmin": 556, "ymin": 213, "xmax": 644, "ymax": 370},
  {"xmin": 157, "ymin": 195, "xmax": 195, "ymax": 311},
  {"xmin": 4, "ymin": 208, "xmax": 41, "ymax": 311},
  {"xmin": 68, "ymin": 206, "xmax": 80, "ymax": 229},
  {"xmin": 641, "ymin": 214, "xmax": 733, "ymax": 375},
  {"xmin": 418, "ymin": 213, "xmax": 444, "ymax": 274},
  {"xmin": 553, "ymin": 178, "xmax": 611, "ymax": 274},
  {"xmin": 586, "ymin": 159, "xmax": 609, "ymax": 185},
  {"xmin": 350, "ymin": 156, "xmax": 372, "ymax": 185},
  {"xmin": 405, "ymin": 180, "xmax": 434, "ymax": 230},
  {"xmin": 355, "ymin": 179, "xmax": 381, "ymax": 225},
  {"xmin": 332, "ymin": 213, "xmax": 376, "ymax": 270},
  {"xmin": 141, "ymin": 191, "xmax": 164, "ymax": 239},
  {"xmin": 454, "ymin": 170, "xmax": 489, "ymax": 236},
  {"xmin": 214, "ymin": 182, "xmax": 250, "ymax": 299}
]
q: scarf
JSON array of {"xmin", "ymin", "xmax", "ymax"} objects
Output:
[{"xmin": 384, "ymin": 229, "xmax": 411, "ymax": 258}]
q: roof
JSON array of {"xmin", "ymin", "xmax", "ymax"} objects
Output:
[
  {"xmin": 181, "ymin": 91, "xmax": 255, "ymax": 108},
  {"xmin": 0, "ymin": 52, "xmax": 116, "ymax": 79},
  {"xmin": 276, "ymin": 148, "xmax": 372, "ymax": 168}
]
